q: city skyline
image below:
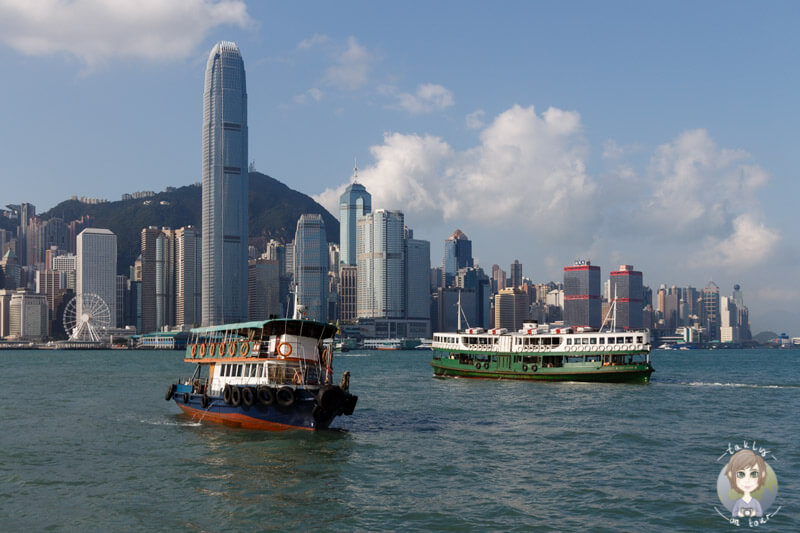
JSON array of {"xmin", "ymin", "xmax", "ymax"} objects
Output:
[{"xmin": 0, "ymin": 1, "xmax": 798, "ymax": 333}]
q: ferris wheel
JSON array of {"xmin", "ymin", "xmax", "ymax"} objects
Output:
[{"xmin": 63, "ymin": 293, "xmax": 112, "ymax": 342}]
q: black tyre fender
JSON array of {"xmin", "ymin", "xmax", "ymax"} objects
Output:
[
  {"xmin": 222, "ymin": 385, "xmax": 233, "ymax": 405},
  {"xmin": 242, "ymin": 387, "xmax": 255, "ymax": 408},
  {"xmin": 522, "ymin": 364, "xmax": 528, "ymax": 372},
  {"xmin": 182, "ymin": 392, "xmax": 189, "ymax": 403},
  {"xmin": 317, "ymin": 385, "xmax": 344, "ymax": 411},
  {"xmin": 165, "ymin": 383, "xmax": 176, "ymax": 401},
  {"xmin": 276, "ymin": 386, "xmax": 295, "ymax": 407},
  {"xmin": 312, "ymin": 404, "xmax": 330, "ymax": 423},
  {"xmin": 201, "ymin": 394, "xmax": 210, "ymax": 409},
  {"xmin": 475, "ymin": 362, "xmax": 481, "ymax": 369},
  {"xmin": 230, "ymin": 386, "xmax": 242, "ymax": 407},
  {"xmin": 483, "ymin": 362, "xmax": 490, "ymax": 369},
  {"xmin": 531, "ymin": 364, "xmax": 538, "ymax": 372},
  {"xmin": 257, "ymin": 386, "xmax": 274, "ymax": 406}
]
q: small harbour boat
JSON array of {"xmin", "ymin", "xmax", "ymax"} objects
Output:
[
  {"xmin": 362, "ymin": 338, "xmax": 402, "ymax": 350},
  {"xmin": 165, "ymin": 317, "xmax": 358, "ymax": 431},
  {"xmin": 430, "ymin": 298, "xmax": 653, "ymax": 383}
]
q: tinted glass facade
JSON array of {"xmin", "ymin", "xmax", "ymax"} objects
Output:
[{"xmin": 201, "ymin": 41, "xmax": 248, "ymax": 326}]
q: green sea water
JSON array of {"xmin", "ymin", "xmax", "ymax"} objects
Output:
[{"xmin": 0, "ymin": 348, "xmax": 797, "ymax": 531}]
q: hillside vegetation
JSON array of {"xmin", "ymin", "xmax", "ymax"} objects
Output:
[{"xmin": 40, "ymin": 172, "xmax": 338, "ymax": 274}]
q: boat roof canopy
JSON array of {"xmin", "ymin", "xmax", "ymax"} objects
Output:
[{"xmin": 190, "ymin": 319, "xmax": 337, "ymax": 340}]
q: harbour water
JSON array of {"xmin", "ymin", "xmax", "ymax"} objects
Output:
[{"xmin": 1, "ymin": 348, "xmax": 797, "ymax": 531}]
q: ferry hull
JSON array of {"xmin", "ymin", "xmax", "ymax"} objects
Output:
[
  {"xmin": 431, "ymin": 361, "xmax": 653, "ymax": 384},
  {"xmin": 170, "ymin": 388, "xmax": 357, "ymax": 431}
]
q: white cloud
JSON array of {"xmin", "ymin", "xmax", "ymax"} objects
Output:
[
  {"xmin": 316, "ymin": 104, "xmax": 598, "ymax": 242},
  {"xmin": 297, "ymin": 33, "xmax": 328, "ymax": 50},
  {"xmin": 466, "ymin": 109, "xmax": 485, "ymax": 130},
  {"xmin": 641, "ymin": 129, "xmax": 771, "ymax": 241},
  {"xmin": 323, "ymin": 36, "xmax": 371, "ymax": 90},
  {"xmin": 691, "ymin": 214, "xmax": 780, "ymax": 269},
  {"xmin": 395, "ymin": 83, "xmax": 454, "ymax": 113},
  {"xmin": 315, "ymin": 106, "xmax": 781, "ymax": 275},
  {"xmin": 0, "ymin": 0, "xmax": 252, "ymax": 67},
  {"xmin": 293, "ymin": 87, "xmax": 324, "ymax": 104}
]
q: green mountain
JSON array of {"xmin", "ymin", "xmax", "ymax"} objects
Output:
[{"xmin": 41, "ymin": 172, "xmax": 339, "ymax": 274}]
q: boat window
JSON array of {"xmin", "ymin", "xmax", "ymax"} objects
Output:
[
  {"xmin": 236, "ymin": 365, "xmax": 242, "ymax": 377},
  {"xmin": 566, "ymin": 338, "xmax": 572, "ymax": 345},
  {"xmin": 625, "ymin": 336, "xmax": 633, "ymax": 343},
  {"xmin": 582, "ymin": 338, "xmax": 589, "ymax": 345},
  {"xmin": 590, "ymin": 337, "xmax": 597, "ymax": 345},
  {"xmin": 616, "ymin": 337, "xmax": 624, "ymax": 344},
  {"xmin": 637, "ymin": 336, "xmax": 643, "ymax": 343}
]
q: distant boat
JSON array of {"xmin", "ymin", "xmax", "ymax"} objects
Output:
[{"xmin": 363, "ymin": 338, "xmax": 402, "ymax": 350}]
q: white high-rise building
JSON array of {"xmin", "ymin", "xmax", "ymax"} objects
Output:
[
  {"xmin": 176, "ymin": 226, "xmax": 201, "ymax": 327},
  {"xmin": 201, "ymin": 41, "xmax": 248, "ymax": 326},
  {"xmin": 76, "ymin": 228, "xmax": 117, "ymax": 324},
  {"xmin": 357, "ymin": 210, "xmax": 405, "ymax": 319},
  {"xmin": 293, "ymin": 214, "xmax": 328, "ymax": 322}
]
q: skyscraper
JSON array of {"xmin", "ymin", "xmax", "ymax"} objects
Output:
[
  {"xmin": 175, "ymin": 226, "xmax": 201, "ymax": 327},
  {"xmin": 339, "ymin": 177, "xmax": 371, "ymax": 267},
  {"xmin": 442, "ymin": 229, "xmax": 473, "ymax": 287},
  {"xmin": 357, "ymin": 210, "xmax": 405, "ymax": 319},
  {"xmin": 563, "ymin": 260, "xmax": 601, "ymax": 328},
  {"xmin": 76, "ymin": 228, "xmax": 117, "ymax": 326},
  {"xmin": 293, "ymin": 214, "xmax": 328, "ymax": 322},
  {"xmin": 201, "ymin": 41, "xmax": 248, "ymax": 326},
  {"xmin": 609, "ymin": 264, "xmax": 643, "ymax": 329}
]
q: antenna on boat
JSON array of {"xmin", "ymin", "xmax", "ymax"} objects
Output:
[
  {"xmin": 601, "ymin": 286, "xmax": 618, "ymax": 332},
  {"xmin": 456, "ymin": 289, "xmax": 471, "ymax": 332}
]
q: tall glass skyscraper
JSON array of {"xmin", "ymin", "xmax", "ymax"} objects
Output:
[
  {"xmin": 563, "ymin": 260, "xmax": 601, "ymax": 328},
  {"xmin": 293, "ymin": 214, "xmax": 328, "ymax": 322},
  {"xmin": 201, "ymin": 41, "xmax": 248, "ymax": 326},
  {"xmin": 339, "ymin": 179, "xmax": 371, "ymax": 267},
  {"xmin": 442, "ymin": 229, "xmax": 473, "ymax": 287}
]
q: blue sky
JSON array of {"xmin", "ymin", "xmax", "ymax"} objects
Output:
[{"xmin": 1, "ymin": 1, "xmax": 798, "ymax": 333}]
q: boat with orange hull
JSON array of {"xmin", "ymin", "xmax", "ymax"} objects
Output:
[{"xmin": 165, "ymin": 318, "xmax": 357, "ymax": 431}]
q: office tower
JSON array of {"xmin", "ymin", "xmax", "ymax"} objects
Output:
[
  {"xmin": 494, "ymin": 288, "xmax": 529, "ymax": 331},
  {"xmin": 563, "ymin": 260, "xmax": 601, "ymax": 328},
  {"xmin": 442, "ymin": 229, "xmax": 473, "ymax": 287},
  {"xmin": 293, "ymin": 214, "xmax": 328, "ymax": 322},
  {"xmin": 265, "ymin": 240, "xmax": 287, "ymax": 275},
  {"xmin": 115, "ymin": 275, "xmax": 126, "ymax": 328},
  {"xmin": 1, "ymin": 249, "xmax": 22, "ymax": 289},
  {"xmin": 9, "ymin": 290, "xmax": 48, "ymax": 340},
  {"xmin": 248, "ymin": 258, "xmax": 280, "ymax": 320},
  {"xmin": 491, "ymin": 264, "xmax": 506, "ymax": 292},
  {"xmin": 329, "ymin": 243, "xmax": 340, "ymax": 275},
  {"xmin": 33, "ymin": 217, "xmax": 69, "ymax": 267},
  {"xmin": 0, "ymin": 289, "xmax": 13, "ymax": 337},
  {"xmin": 702, "ymin": 281, "xmax": 720, "ymax": 341},
  {"xmin": 339, "ymin": 176, "xmax": 371, "ymax": 266},
  {"xmin": 405, "ymin": 234, "xmax": 431, "ymax": 323},
  {"xmin": 52, "ymin": 253, "xmax": 77, "ymax": 290},
  {"xmin": 510, "ymin": 260, "xmax": 522, "ymax": 289},
  {"xmin": 175, "ymin": 226, "xmax": 201, "ymax": 327},
  {"xmin": 357, "ymin": 210, "xmax": 405, "ymax": 319},
  {"xmin": 201, "ymin": 41, "xmax": 248, "ymax": 326},
  {"xmin": 14, "ymin": 203, "xmax": 35, "ymax": 266},
  {"xmin": 140, "ymin": 227, "xmax": 176, "ymax": 333},
  {"xmin": 453, "ymin": 267, "xmax": 491, "ymax": 328},
  {"xmin": 609, "ymin": 265, "xmax": 643, "ymax": 329},
  {"xmin": 35, "ymin": 269, "xmax": 65, "ymax": 335},
  {"xmin": 76, "ymin": 228, "xmax": 117, "ymax": 329},
  {"xmin": 719, "ymin": 296, "xmax": 739, "ymax": 343},
  {"xmin": 338, "ymin": 265, "xmax": 358, "ymax": 322}
]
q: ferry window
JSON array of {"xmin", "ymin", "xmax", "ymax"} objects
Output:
[
  {"xmin": 236, "ymin": 365, "xmax": 242, "ymax": 377},
  {"xmin": 625, "ymin": 337, "xmax": 633, "ymax": 343},
  {"xmin": 582, "ymin": 338, "xmax": 589, "ymax": 345},
  {"xmin": 590, "ymin": 337, "xmax": 597, "ymax": 345},
  {"xmin": 637, "ymin": 336, "xmax": 643, "ymax": 343},
  {"xmin": 566, "ymin": 338, "xmax": 572, "ymax": 345},
  {"xmin": 617, "ymin": 337, "xmax": 624, "ymax": 344}
]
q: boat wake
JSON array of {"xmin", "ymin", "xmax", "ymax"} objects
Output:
[
  {"xmin": 143, "ymin": 418, "xmax": 202, "ymax": 427},
  {"xmin": 684, "ymin": 381, "xmax": 795, "ymax": 389}
]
